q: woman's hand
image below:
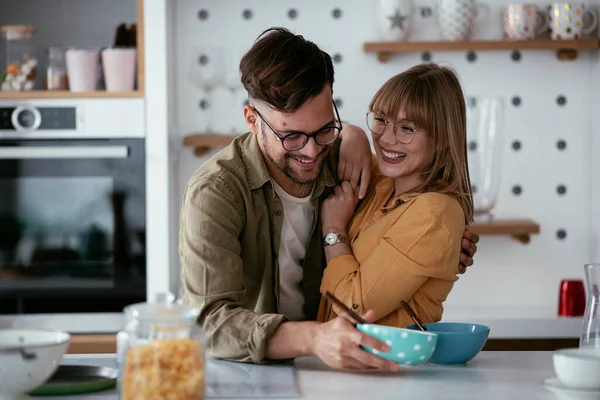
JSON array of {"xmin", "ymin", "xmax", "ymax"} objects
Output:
[
  {"xmin": 338, "ymin": 123, "xmax": 372, "ymax": 200},
  {"xmin": 322, "ymin": 181, "xmax": 359, "ymax": 235}
]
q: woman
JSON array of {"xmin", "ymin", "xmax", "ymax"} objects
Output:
[{"xmin": 317, "ymin": 63, "xmax": 473, "ymax": 328}]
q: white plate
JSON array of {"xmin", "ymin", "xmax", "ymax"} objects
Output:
[{"xmin": 543, "ymin": 377, "xmax": 600, "ymax": 399}]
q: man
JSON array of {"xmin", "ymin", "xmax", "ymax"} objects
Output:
[{"xmin": 179, "ymin": 27, "xmax": 479, "ymax": 372}]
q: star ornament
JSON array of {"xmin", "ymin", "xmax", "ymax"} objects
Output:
[{"xmin": 388, "ymin": 9, "xmax": 408, "ymax": 30}]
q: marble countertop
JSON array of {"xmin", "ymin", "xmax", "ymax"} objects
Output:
[
  {"xmin": 0, "ymin": 305, "xmax": 582, "ymax": 339},
  {"xmin": 41, "ymin": 351, "xmax": 565, "ymax": 400}
]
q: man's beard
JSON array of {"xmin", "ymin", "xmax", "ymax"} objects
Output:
[
  {"xmin": 262, "ymin": 132, "xmax": 328, "ymax": 184},
  {"xmin": 267, "ymin": 151, "xmax": 327, "ymax": 184}
]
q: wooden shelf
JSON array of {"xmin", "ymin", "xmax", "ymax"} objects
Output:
[
  {"xmin": 183, "ymin": 133, "xmax": 238, "ymax": 156},
  {"xmin": 471, "ymin": 219, "xmax": 540, "ymax": 244},
  {"xmin": 0, "ymin": 90, "xmax": 144, "ymax": 99},
  {"xmin": 364, "ymin": 39, "xmax": 600, "ymax": 61}
]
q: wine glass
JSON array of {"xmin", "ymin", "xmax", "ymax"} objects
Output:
[
  {"xmin": 189, "ymin": 47, "xmax": 225, "ymax": 132},
  {"xmin": 223, "ymin": 49, "xmax": 245, "ymax": 134}
]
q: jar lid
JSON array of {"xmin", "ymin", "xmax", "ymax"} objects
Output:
[
  {"xmin": 123, "ymin": 301, "xmax": 200, "ymax": 322},
  {"xmin": 0, "ymin": 25, "xmax": 35, "ymax": 40}
]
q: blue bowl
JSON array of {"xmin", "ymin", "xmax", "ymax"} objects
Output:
[
  {"xmin": 357, "ymin": 323, "xmax": 438, "ymax": 367},
  {"xmin": 407, "ymin": 322, "xmax": 490, "ymax": 365}
]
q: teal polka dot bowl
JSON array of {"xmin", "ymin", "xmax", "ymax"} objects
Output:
[{"xmin": 356, "ymin": 323, "xmax": 438, "ymax": 367}]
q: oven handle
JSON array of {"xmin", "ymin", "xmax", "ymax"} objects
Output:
[{"xmin": 0, "ymin": 146, "xmax": 129, "ymax": 159}]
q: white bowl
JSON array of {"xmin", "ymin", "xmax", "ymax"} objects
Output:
[
  {"xmin": 0, "ymin": 329, "xmax": 71, "ymax": 397},
  {"xmin": 553, "ymin": 347, "xmax": 600, "ymax": 389}
]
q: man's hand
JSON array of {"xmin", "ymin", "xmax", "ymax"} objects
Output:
[
  {"xmin": 311, "ymin": 310, "xmax": 398, "ymax": 371},
  {"xmin": 459, "ymin": 229, "xmax": 479, "ymax": 274},
  {"xmin": 338, "ymin": 123, "xmax": 372, "ymax": 200}
]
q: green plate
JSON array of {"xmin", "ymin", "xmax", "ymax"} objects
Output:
[{"xmin": 28, "ymin": 365, "xmax": 117, "ymax": 396}]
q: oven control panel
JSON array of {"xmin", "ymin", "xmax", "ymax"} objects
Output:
[{"xmin": 0, "ymin": 105, "xmax": 77, "ymax": 131}]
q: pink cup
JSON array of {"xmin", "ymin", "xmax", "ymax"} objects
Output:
[
  {"xmin": 65, "ymin": 49, "xmax": 99, "ymax": 92},
  {"xmin": 101, "ymin": 48, "xmax": 137, "ymax": 92}
]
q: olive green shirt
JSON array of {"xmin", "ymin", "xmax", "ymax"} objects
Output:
[{"xmin": 179, "ymin": 132, "xmax": 339, "ymax": 364}]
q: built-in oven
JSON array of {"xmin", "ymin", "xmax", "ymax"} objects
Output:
[{"xmin": 0, "ymin": 101, "xmax": 147, "ymax": 314}]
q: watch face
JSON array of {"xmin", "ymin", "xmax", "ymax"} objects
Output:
[{"xmin": 325, "ymin": 232, "xmax": 337, "ymax": 245}]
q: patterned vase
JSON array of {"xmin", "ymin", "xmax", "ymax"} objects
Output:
[{"xmin": 436, "ymin": 0, "xmax": 477, "ymax": 41}]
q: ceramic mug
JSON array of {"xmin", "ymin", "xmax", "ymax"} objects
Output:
[
  {"xmin": 503, "ymin": 4, "xmax": 550, "ymax": 40},
  {"xmin": 436, "ymin": 0, "xmax": 490, "ymax": 41},
  {"xmin": 377, "ymin": 0, "xmax": 433, "ymax": 41},
  {"xmin": 547, "ymin": 2, "xmax": 598, "ymax": 40}
]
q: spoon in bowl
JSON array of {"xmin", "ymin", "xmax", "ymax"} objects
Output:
[
  {"xmin": 324, "ymin": 291, "xmax": 367, "ymax": 325},
  {"xmin": 401, "ymin": 301, "xmax": 427, "ymax": 331}
]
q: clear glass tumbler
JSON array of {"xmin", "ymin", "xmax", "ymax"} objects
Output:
[
  {"xmin": 580, "ymin": 263, "xmax": 600, "ymax": 349},
  {"xmin": 466, "ymin": 97, "xmax": 505, "ymax": 222}
]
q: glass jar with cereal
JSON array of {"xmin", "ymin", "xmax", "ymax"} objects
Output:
[
  {"xmin": 119, "ymin": 294, "xmax": 206, "ymax": 400},
  {"xmin": 0, "ymin": 25, "xmax": 37, "ymax": 92}
]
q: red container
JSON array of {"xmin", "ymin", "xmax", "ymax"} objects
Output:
[{"xmin": 558, "ymin": 279, "xmax": 585, "ymax": 317}]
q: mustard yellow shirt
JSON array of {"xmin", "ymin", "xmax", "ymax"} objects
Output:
[{"xmin": 317, "ymin": 171, "xmax": 465, "ymax": 328}]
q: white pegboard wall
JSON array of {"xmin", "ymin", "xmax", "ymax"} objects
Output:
[{"xmin": 174, "ymin": 0, "xmax": 599, "ymax": 310}]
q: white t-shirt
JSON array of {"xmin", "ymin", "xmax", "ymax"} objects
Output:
[{"xmin": 271, "ymin": 180, "xmax": 314, "ymax": 321}]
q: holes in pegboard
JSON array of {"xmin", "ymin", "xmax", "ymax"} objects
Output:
[
  {"xmin": 333, "ymin": 53, "xmax": 343, "ymax": 64},
  {"xmin": 467, "ymin": 97, "xmax": 476, "ymax": 108},
  {"xmin": 332, "ymin": 8, "xmax": 343, "ymax": 19},
  {"xmin": 242, "ymin": 9, "xmax": 253, "ymax": 20},
  {"xmin": 557, "ymin": 139, "xmax": 567, "ymax": 150},
  {"xmin": 243, "ymin": 99, "xmax": 249, "ymax": 107},
  {"xmin": 421, "ymin": 52, "xmax": 432, "ymax": 62},
  {"xmin": 512, "ymin": 140, "xmax": 521, "ymax": 151},
  {"xmin": 334, "ymin": 98, "xmax": 343, "ymax": 108},
  {"xmin": 199, "ymin": 99, "xmax": 209, "ymax": 110},
  {"xmin": 556, "ymin": 95, "xmax": 567, "ymax": 106},
  {"xmin": 466, "ymin": 51, "xmax": 477, "ymax": 62},
  {"xmin": 557, "ymin": 184, "xmax": 567, "ymax": 195},
  {"xmin": 197, "ymin": 9, "xmax": 209, "ymax": 20},
  {"xmin": 197, "ymin": 54, "xmax": 209, "ymax": 66},
  {"xmin": 511, "ymin": 50, "xmax": 521, "ymax": 62},
  {"xmin": 468, "ymin": 141, "xmax": 477, "ymax": 151},
  {"xmin": 556, "ymin": 229, "xmax": 567, "ymax": 240},
  {"xmin": 511, "ymin": 96, "xmax": 521, "ymax": 107},
  {"xmin": 512, "ymin": 185, "xmax": 522, "ymax": 196},
  {"xmin": 287, "ymin": 8, "xmax": 298, "ymax": 19},
  {"xmin": 472, "ymin": 184, "xmax": 477, "ymax": 194}
]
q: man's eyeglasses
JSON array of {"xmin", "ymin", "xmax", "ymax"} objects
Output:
[
  {"xmin": 366, "ymin": 111, "xmax": 418, "ymax": 145},
  {"xmin": 253, "ymin": 101, "xmax": 343, "ymax": 151}
]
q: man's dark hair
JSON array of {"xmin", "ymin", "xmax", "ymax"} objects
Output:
[{"xmin": 239, "ymin": 27, "xmax": 335, "ymax": 114}]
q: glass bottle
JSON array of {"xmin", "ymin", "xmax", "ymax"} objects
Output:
[
  {"xmin": 118, "ymin": 292, "xmax": 205, "ymax": 400},
  {"xmin": 580, "ymin": 263, "xmax": 600, "ymax": 348},
  {"xmin": 46, "ymin": 47, "xmax": 68, "ymax": 91},
  {"xmin": 0, "ymin": 25, "xmax": 37, "ymax": 91}
]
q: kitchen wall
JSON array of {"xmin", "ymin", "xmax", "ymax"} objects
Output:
[{"xmin": 172, "ymin": 0, "xmax": 600, "ymax": 311}]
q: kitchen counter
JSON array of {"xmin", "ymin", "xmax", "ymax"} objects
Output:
[
  {"xmin": 42, "ymin": 351, "xmax": 563, "ymax": 399},
  {"xmin": 0, "ymin": 305, "xmax": 582, "ymax": 339}
]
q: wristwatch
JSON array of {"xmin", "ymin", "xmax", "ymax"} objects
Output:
[{"xmin": 323, "ymin": 232, "xmax": 350, "ymax": 246}]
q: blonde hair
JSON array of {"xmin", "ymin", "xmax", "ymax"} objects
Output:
[{"xmin": 369, "ymin": 63, "xmax": 474, "ymax": 224}]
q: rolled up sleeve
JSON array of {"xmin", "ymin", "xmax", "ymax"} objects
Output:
[{"xmin": 179, "ymin": 176, "xmax": 286, "ymax": 364}]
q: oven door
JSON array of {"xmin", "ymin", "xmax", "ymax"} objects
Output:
[{"xmin": 0, "ymin": 139, "xmax": 146, "ymax": 314}]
